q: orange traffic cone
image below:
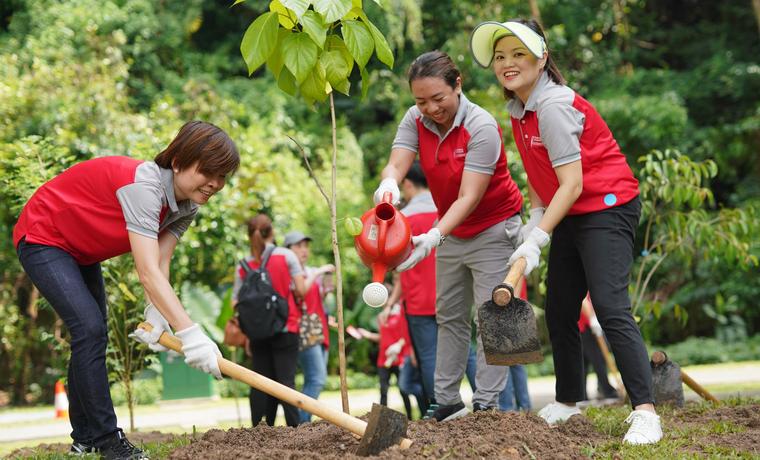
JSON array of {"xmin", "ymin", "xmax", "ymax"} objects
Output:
[{"xmin": 54, "ymin": 380, "xmax": 69, "ymax": 419}]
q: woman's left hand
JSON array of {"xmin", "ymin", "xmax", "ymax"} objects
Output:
[
  {"xmin": 130, "ymin": 303, "xmax": 173, "ymax": 352},
  {"xmin": 396, "ymin": 228, "xmax": 442, "ymax": 272}
]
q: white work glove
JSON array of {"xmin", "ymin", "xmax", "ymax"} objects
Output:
[
  {"xmin": 518, "ymin": 207, "xmax": 545, "ymax": 245},
  {"xmin": 509, "ymin": 227, "xmax": 550, "ymax": 275},
  {"xmin": 175, "ymin": 324, "xmax": 223, "ymax": 380},
  {"xmin": 373, "ymin": 177, "xmax": 401, "ymax": 205},
  {"xmin": 589, "ymin": 316, "xmax": 603, "ymax": 337},
  {"xmin": 396, "ymin": 228, "xmax": 441, "ymax": 272},
  {"xmin": 384, "ymin": 338, "xmax": 405, "ymax": 368},
  {"xmin": 130, "ymin": 303, "xmax": 171, "ymax": 352}
]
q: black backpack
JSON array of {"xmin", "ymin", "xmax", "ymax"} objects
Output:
[{"xmin": 236, "ymin": 246, "xmax": 290, "ymax": 341}]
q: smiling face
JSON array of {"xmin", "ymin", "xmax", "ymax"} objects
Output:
[
  {"xmin": 410, "ymin": 76, "xmax": 461, "ymax": 133},
  {"xmin": 492, "ymin": 35, "xmax": 546, "ymax": 103},
  {"xmin": 173, "ymin": 161, "xmax": 227, "ymax": 205}
]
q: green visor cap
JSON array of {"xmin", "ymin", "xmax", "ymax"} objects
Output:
[{"xmin": 470, "ymin": 21, "xmax": 547, "ymax": 67}]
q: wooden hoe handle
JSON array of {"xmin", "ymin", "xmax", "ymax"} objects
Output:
[
  {"xmin": 139, "ymin": 323, "xmax": 413, "ymax": 449},
  {"xmin": 492, "ymin": 257, "xmax": 527, "ymax": 306},
  {"xmin": 651, "ymin": 351, "xmax": 719, "ymax": 403}
]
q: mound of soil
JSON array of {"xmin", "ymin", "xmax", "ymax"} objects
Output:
[
  {"xmin": 6, "ymin": 431, "xmax": 180, "ymax": 458},
  {"xmin": 169, "ymin": 411, "xmax": 597, "ymax": 459}
]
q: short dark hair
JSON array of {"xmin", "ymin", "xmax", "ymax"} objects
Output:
[
  {"xmin": 496, "ymin": 19, "xmax": 565, "ymax": 100},
  {"xmin": 404, "ymin": 160, "xmax": 428, "ymax": 188},
  {"xmin": 154, "ymin": 121, "xmax": 240, "ymax": 177},
  {"xmin": 407, "ymin": 51, "xmax": 461, "ymax": 90}
]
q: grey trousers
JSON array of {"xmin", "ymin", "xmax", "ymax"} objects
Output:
[{"xmin": 433, "ymin": 216, "xmax": 521, "ymax": 407}]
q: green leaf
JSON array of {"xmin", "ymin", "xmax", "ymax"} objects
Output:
[
  {"xmin": 301, "ymin": 10, "xmax": 328, "ymax": 49},
  {"xmin": 313, "ymin": 0, "xmax": 352, "ymax": 23},
  {"xmin": 232, "ymin": 0, "xmax": 247, "ymax": 5},
  {"xmin": 332, "ymin": 78, "xmax": 350, "ymax": 95},
  {"xmin": 360, "ymin": 65, "xmax": 370, "ymax": 99},
  {"xmin": 278, "ymin": 67, "xmax": 298, "ymax": 95},
  {"xmin": 282, "ymin": 31, "xmax": 319, "ymax": 84},
  {"xmin": 266, "ymin": 29, "xmax": 291, "ymax": 78},
  {"xmin": 326, "ymin": 35, "xmax": 354, "ymax": 74},
  {"xmin": 342, "ymin": 20, "xmax": 373, "ymax": 69},
  {"xmin": 280, "ymin": 0, "xmax": 311, "ymax": 18},
  {"xmin": 300, "ymin": 61, "xmax": 328, "ymax": 102},
  {"xmin": 345, "ymin": 217, "xmax": 363, "ymax": 236},
  {"xmin": 320, "ymin": 49, "xmax": 351, "ymax": 83},
  {"xmin": 269, "ymin": 0, "xmax": 298, "ymax": 28},
  {"xmin": 343, "ymin": 6, "xmax": 362, "ymax": 20},
  {"xmin": 240, "ymin": 12, "xmax": 280, "ymax": 75},
  {"xmin": 362, "ymin": 15, "xmax": 394, "ymax": 68}
]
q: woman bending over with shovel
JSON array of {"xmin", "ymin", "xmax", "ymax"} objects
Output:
[
  {"xmin": 373, "ymin": 50, "xmax": 524, "ymax": 421},
  {"xmin": 13, "ymin": 121, "xmax": 240, "ymax": 459},
  {"xmin": 470, "ymin": 19, "xmax": 661, "ymax": 444}
]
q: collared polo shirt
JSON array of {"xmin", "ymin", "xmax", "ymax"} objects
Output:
[
  {"xmin": 393, "ymin": 93, "xmax": 523, "ymax": 238},
  {"xmin": 13, "ymin": 156, "xmax": 198, "ymax": 265},
  {"xmin": 508, "ymin": 72, "xmax": 639, "ymax": 214}
]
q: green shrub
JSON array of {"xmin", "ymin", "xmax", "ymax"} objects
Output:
[
  {"xmin": 110, "ymin": 378, "xmax": 162, "ymax": 406},
  {"xmin": 656, "ymin": 334, "xmax": 760, "ymax": 366}
]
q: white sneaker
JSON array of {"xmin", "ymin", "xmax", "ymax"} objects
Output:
[
  {"xmin": 537, "ymin": 402, "xmax": 582, "ymax": 425},
  {"xmin": 623, "ymin": 410, "xmax": 663, "ymax": 445}
]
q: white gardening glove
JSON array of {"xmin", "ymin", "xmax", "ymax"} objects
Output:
[
  {"xmin": 130, "ymin": 304, "xmax": 171, "ymax": 352},
  {"xmin": 373, "ymin": 177, "xmax": 401, "ymax": 205},
  {"xmin": 175, "ymin": 324, "xmax": 223, "ymax": 380},
  {"xmin": 384, "ymin": 338, "xmax": 405, "ymax": 368},
  {"xmin": 589, "ymin": 315, "xmax": 603, "ymax": 337},
  {"xmin": 396, "ymin": 228, "xmax": 441, "ymax": 272},
  {"xmin": 518, "ymin": 207, "xmax": 545, "ymax": 245},
  {"xmin": 509, "ymin": 227, "xmax": 550, "ymax": 275}
]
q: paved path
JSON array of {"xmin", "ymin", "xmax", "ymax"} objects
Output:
[{"xmin": 1, "ymin": 361, "xmax": 759, "ymax": 449}]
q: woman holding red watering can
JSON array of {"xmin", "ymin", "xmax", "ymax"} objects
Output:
[
  {"xmin": 373, "ymin": 50, "xmax": 524, "ymax": 421},
  {"xmin": 470, "ymin": 19, "xmax": 661, "ymax": 444}
]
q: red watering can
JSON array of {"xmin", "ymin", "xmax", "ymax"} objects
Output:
[{"xmin": 354, "ymin": 192, "xmax": 412, "ymax": 307}]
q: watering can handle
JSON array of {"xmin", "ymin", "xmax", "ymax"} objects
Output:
[{"xmin": 382, "ymin": 191, "xmax": 392, "ymax": 204}]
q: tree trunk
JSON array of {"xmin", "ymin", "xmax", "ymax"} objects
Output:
[
  {"xmin": 329, "ymin": 93, "xmax": 350, "ymax": 413},
  {"xmin": 529, "ymin": 0, "xmax": 542, "ymax": 26},
  {"xmin": 753, "ymin": 0, "xmax": 760, "ymax": 36}
]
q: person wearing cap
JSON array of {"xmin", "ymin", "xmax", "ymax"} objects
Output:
[
  {"xmin": 283, "ymin": 230, "xmax": 334, "ymax": 424},
  {"xmin": 373, "ymin": 51, "xmax": 524, "ymax": 421},
  {"xmin": 233, "ymin": 214, "xmax": 307, "ymax": 427},
  {"xmin": 470, "ymin": 19, "xmax": 661, "ymax": 444}
]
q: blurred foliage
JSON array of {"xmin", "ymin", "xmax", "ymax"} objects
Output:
[{"xmin": 0, "ymin": 0, "xmax": 758, "ymax": 405}]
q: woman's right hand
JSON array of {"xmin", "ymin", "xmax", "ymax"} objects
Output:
[
  {"xmin": 373, "ymin": 177, "xmax": 401, "ymax": 205},
  {"xmin": 130, "ymin": 304, "xmax": 172, "ymax": 352},
  {"xmin": 175, "ymin": 324, "xmax": 223, "ymax": 380}
]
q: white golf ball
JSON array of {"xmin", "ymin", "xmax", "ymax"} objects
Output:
[{"xmin": 362, "ymin": 282, "xmax": 388, "ymax": 308}]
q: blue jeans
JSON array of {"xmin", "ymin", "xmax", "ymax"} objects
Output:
[
  {"xmin": 398, "ymin": 356, "xmax": 426, "ymax": 419},
  {"xmin": 499, "ymin": 365, "xmax": 532, "ymax": 411},
  {"xmin": 297, "ymin": 344, "xmax": 327, "ymax": 423},
  {"xmin": 405, "ymin": 314, "xmax": 437, "ymax": 407},
  {"xmin": 17, "ymin": 239, "xmax": 118, "ymax": 445}
]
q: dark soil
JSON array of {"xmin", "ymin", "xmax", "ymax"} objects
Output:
[{"xmin": 10, "ymin": 403, "xmax": 760, "ymax": 459}]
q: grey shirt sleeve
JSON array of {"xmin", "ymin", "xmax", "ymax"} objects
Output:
[
  {"xmin": 116, "ymin": 182, "xmax": 164, "ymax": 239},
  {"xmin": 391, "ymin": 107, "xmax": 420, "ymax": 153},
  {"xmin": 280, "ymin": 248, "xmax": 304, "ymax": 277},
  {"xmin": 537, "ymin": 102, "xmax": 585, "ymax": 167},
  {"xmin": 231, "ymin": 260, "xmax": 245, "ymax": 302},
  {"xmin": 463, "ymin": 110, "xmax": 502, "ymax": 175}
]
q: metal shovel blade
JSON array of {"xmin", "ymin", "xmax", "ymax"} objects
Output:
[
  {"xmin": 478, "ymin": 298, "xmax": 543, "ymax": 366},
  {"xmin": 355, "ymin": 403, "xmax": 409, "ymax": 456}
]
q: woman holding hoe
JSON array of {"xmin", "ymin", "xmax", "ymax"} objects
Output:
[
  {"xmin": 470, "ymin": 19, "xmax": 662, "ymax": 444},
  {"xmin": 374, "ymin": 50, "xmax": 524, "ymax": 421},
  {"xmin": 14, "ymin": 121, "xmax": 239, "ymax": 459}
]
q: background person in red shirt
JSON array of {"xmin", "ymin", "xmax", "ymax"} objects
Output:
[
  {"xmin": 232, "ymin": 214, "xmax": 307, "ymax": 428},
  {"xmin": 373, "ymin": 51, "xmax": 524, "ymax": 421},
  {"xmin": 13, "ymin": 121, "xmax": 239, "ymax": 459},
  {"xmin": 384, "ymin": 161, "xmax": 437, "ymax": 415},
  {"xmin": 471, "ymin": 18, "xmax": 661, "ymax": 444},
  {"xmin": 283, "ymin": 230, "xmax": 334, "ymax": 424}
]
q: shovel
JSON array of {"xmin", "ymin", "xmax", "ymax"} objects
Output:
[
  {"xmin": 478, "ymin": 257, "xmax": 543, "ymax": 366},
  {"xmin": 651, "ymin": 350, "xmax": 718, "ymax": 405},
  {"xmin": 138, "ymin": 323, "xmax": 412, "ymax": 456}
]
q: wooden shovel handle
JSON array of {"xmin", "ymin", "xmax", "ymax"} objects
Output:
[
  {"xmin": 492, "ymin": 257, "xmax": 527, "ymax": 306},
  {"xmin": 139, "ymin": 322, "xmax": 414, "ymax": 448}
]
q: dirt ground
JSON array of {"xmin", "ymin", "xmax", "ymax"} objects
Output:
[{"xmin": 9, "ymin": 403, "xmax": 760, "ymax": 459}]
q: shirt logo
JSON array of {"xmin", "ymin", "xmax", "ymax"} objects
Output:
[
  {"xmin": 453, "ymin": 148, "xmax": 466, "ymax": 159},
  {"xmin": 530, "ymin": 136, "xmax": 543, "ymax": 148}
]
